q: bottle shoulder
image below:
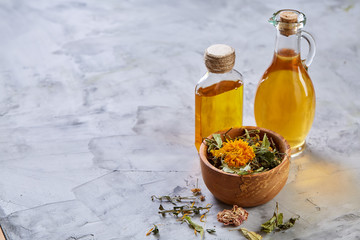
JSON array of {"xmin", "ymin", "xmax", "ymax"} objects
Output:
[{"xmin": 196, "ymin": 69, "xmax": 243, "ymax": 90}]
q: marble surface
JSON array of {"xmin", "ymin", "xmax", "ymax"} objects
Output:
[{"xmin": 0, "ymin": 0, "xmax": 359, "ymax": 239}]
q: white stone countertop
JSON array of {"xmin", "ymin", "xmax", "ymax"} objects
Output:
[{"xmin": 0, "ymin": 0, "xmax": 359, "ymax": 239}]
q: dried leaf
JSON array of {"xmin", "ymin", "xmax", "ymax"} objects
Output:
[
  {"xmin": 261, "ymin": 202, "xmax": 299, "ymax": 233},
  {"xmin": 277, "ymin": 212, "xmax": 284, "ymax": 226},
  {"xmin": 261, "ymin": 133, "xmax": 270, "ymax": 148},
  {"xmin": 221, "ymin": 162, "xmax": 251, "ymax": 175},
  {"xmin": 206, "ymin": 229, "xmax": 216, "ymax": 234},
  {"xmin": 256, "ymin": 150, "xmax": 276, "ymax": 169},
  {"xmin": 261, "ymin": 215, "xmax": 277, "ymax": 233},
  {"xmin": 245, "ymin": 129, "xmax": 251, "ymax": 139},
  {"xmin": 213, "ymin": 134, "xmax": 223, "ymax": 148},
  {"xmin": 278, "ymin": 217, "xmax": 299, "ymax": 230},
  {"xmin": 152, "ymin": 225, "xmax": 159, "ymax": 235},
  {"xmin": 158, "ymin": 204, "xmax": 165, "ymax": 217},
  {"xmin": 182, "ymin": 216, "xmax": 204, "ymax": 239},
  {"xmin": 240, "ymin": 228, "xmax": 262, "ymax": 240}
]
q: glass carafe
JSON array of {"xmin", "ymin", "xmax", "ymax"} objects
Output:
[{"xmin": 254, "ymin": 9, "xmax": 316, "ymax": 156}]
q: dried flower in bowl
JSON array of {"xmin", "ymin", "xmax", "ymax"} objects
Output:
[{"xmin": 205, "ymin": 128, "xmax": 285, "ymax": 175}]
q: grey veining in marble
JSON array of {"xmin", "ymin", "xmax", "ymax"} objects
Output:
[{"xmin": 0, "ymin": 0, "xmax": 359, "ymax": 239}]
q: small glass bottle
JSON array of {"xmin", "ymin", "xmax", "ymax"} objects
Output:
[
  {"xmin": 195, "ymin": 44, "xmax": 243, "ymax": 151},
  {"xmin": 254, "ymin": 10, "xmax": 316, "ymax": 155}
]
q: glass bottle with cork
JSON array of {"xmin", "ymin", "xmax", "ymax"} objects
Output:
[
  {"xmin": 254, "ymin": 9, "xmax": 316, "ymax": 155},
  {"xmin": 195, "ymin": 44, "xmax": 243, "ymax": 151}
]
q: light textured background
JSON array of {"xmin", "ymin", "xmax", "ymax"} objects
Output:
[{"xmin": 0, "ymin": 0, "xmax": 359, "ymax": 239}]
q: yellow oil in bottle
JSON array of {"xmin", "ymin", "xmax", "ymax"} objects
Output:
[
  {"xmin": 195, "ymin": 80, "xmax": 243, "ymax": 150},
  {"xmin": 254, "ymin": 49, "xmax": 315, "ymax": 150}
]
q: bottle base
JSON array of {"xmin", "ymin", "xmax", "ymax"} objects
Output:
[{"xmin": 290, "ymin": 141, "xmax": 306, "ymax": 157}]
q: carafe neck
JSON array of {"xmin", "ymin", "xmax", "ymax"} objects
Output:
[
  {"xmin": 269, "ymin": 9, "xmax": 315, "ymax": 68},
  {"xmin": 274, "ymin": 29, "xmax": 301, "ymax": 55}
]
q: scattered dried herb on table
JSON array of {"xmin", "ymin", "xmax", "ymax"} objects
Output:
[
  {"xmin": 205, "ymin": 129, "xmax": 284, "ymax": 175},
  {"xmin": 150, "ymin": 185, "xmax": 213, "ymax": 239},
  {"xmin": 151, "ymin": 189, "xmax": 298, "ymax": 238},
  {"xmin": 261, "ymin": 202, "xmax": 300, "ymax": 233}
]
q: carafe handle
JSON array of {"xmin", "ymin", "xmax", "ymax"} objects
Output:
[{"xmin": 301, "ymin": 31, "xmax": 316, "ymax": 69}]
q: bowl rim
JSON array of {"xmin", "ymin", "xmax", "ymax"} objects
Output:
[{"xmin": 199, "ymin": 126, "xmax": 291, "ymax": 178}]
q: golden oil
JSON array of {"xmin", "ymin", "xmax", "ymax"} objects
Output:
[
  {"xmin": 254, "ymin": 49, "xmax": 315, "ymax": 150},
  {"xmin": 195, "ymin": 80, "xmax": 243, "ymax": 150}
]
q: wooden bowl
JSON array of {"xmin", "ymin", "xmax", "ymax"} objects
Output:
[{"xmin": 199, "ymin": 126, "xmax": 291, "ymax": 207}]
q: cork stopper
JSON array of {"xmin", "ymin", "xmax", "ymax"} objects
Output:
[
  {"xmin": 204, "ymin": 44, "xmax": 235, "ymax": 73},
  {"xmin": 280, "ymin": 11, "xmax": 298, "ymax": 23},
  {"xmin": 279, "ymin": 11, "xmax": 299, "ymax": 36}
]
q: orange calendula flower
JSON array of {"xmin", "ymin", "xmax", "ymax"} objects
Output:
[{"xmin": 211, "ymin": 139, "xmax": 255, "ymax": 167}]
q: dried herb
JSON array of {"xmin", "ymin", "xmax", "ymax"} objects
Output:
[
  {"xmin": 151, "ymin": 186, "xmax": 213, "ymax": 238},
  {"xmin": 191, "ymin": 188, "xmax": 202, "ymax": 195},
  {"xmin": 205, "ymin": 129, "xmax": 285, "ymax": 175},
  {"xmin": 261, "ymin": 214, "xmax": 277, "ymax": 233},
  {"xmin": 158, "ymin": 203, "xmax": 212, "ymax": 216},
  {"xmin": 182, "ymin": 216, "xmax": 204, "ymax": 239},
  {"xmin": 206, "ymin": 229, "xmax": 216, "ymax": 234},
  {"xmin": 213, "ymin": 134, "xmax": 223, "ymax": 148},
  {"xmin": 261, "ymin": 202, "xmax": 299, "ymax": 233},
  {"xmin": 240, "ymin": 228, "xmax": 262, "ymax": 240},
  {"xmin": 191, "ymin": 179, "xmax": 202, "ymax": 196},
  {"xmin": 146, "ymin": 224, "xmax": 159, "ymax": 236},
  {"xmin": 151, "ymin": 195, "xmax": 197, "ymax": 205},
  {"xmin": 278, "ymin": 217, "xmax": 299, "ymax": 230}
]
